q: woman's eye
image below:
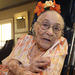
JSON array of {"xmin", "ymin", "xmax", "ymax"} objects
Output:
[
  {"xmin": 41, "ymin": 23, "xmax": 49, "ymax": 30},
  {"xmin": 54, "ymin": 27, "xmax": 60, "ymax": 31},
  {"xmin": 54, "ymin": 27, "xmax": 58, "ymax": 29},
  {"xmin": 43, "ymin": 24, "xmax": 49, "ymax": 27}
]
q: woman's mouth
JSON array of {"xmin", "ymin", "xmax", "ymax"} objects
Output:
[{"xmin": 42, "ymin": 38, "xmax": 51, "ymax": 42}]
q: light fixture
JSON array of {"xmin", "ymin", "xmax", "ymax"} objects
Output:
[
  {"xmin": 17, "ymin": 16, "xmax": 25, "ymax": 20},
  {"xmin": 17, "ymin": 17, "xmax": 22, "ymax": 19}
]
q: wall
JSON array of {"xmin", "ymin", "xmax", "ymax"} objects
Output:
[{"xmin": 0, "ymin": 1, "xmax": 37, "ymax": 30}]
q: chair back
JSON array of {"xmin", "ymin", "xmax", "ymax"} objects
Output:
[{"xmin": 0, "ymin": 39, "xmax": 14, "ymax": 63}]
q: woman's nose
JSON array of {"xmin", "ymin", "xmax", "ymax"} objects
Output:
[{"xmin": 46, "ymin": 28, "xmax": 54, "ymax": 36}]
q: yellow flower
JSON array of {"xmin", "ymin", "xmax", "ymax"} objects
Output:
[{"xmin": 44, "ymin": 1, "xmax": 54, "ymax": 8}]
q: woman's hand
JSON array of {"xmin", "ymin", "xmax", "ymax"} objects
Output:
[
  {"xmin": 7, "ymin": 59, "xmax": 24, "ymax": 75},
  {"xmin": 29, "ymin": 57, "xmax": 50, "ymax": 73}
]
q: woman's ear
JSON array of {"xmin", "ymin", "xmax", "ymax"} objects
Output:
[
  {"xmin": 33, "ymin": 22, "xmax": 40, "ymax": 36},
  {"xmin": 33, "ymin": 22, "xmax": 37, "ymax": 33}
]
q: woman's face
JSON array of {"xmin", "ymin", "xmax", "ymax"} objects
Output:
[{"xmin": 34, "ymin": 11, "xmax": 64, "ymax": 50}]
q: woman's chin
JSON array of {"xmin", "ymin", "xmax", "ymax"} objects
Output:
[
  {"xmin": 36, "ymin": 38, "xmax": 53, "ymax": 50},
  {"xmin": 39, "ymin": 42, "xmax": 52, "ymax": 50}
]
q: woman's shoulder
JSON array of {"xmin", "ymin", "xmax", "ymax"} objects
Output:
[
  {"xmin": 59, "ymin": 36, "xmax": 67, "ymax": 42},
  {"xmin": 59, "ymin": 36, "xmax": 68, "ymax": 48},
  {"xmin": 14, "ymin": 34, "xmax": 34, "ymax": 49},
  {"xmin": 18, "ymin": 34, "xmax": 33, "ymax": 41},
  {"xmin": 56, "ymin": 36, "xmax": 68, "ymax": 55},
  {"xmin": 49, "ymin": 36, "xmax": 68, "ymax": 56}
]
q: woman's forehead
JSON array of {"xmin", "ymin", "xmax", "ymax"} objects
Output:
[
  {"xmin": 37, "ymin": 11, "xmax": 64, "ymax": 29},
  {"xmin": 37, "ymin": 11, "xmax": 64, "ymax": 28}
]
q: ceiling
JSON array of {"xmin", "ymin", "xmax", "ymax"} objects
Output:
[{"xmin": 0, "ymin": 0, "xmax": 36, "ymax": 11}]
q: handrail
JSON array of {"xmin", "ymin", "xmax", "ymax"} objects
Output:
[
  {"xmin": 68, "ymin": 23, "xmax": 75, "ymax": 75},
  {"xmin": 68, "ymin": 23, "xmax": 75, "ymax": 65}
]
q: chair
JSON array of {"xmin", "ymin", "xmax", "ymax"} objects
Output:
[
  {"xmin": 0, "ymin": 39, "xmax": 14, "ymax": 64},
  {"xmin": 61, "ymin": 26, "xmax": 74, "ymax": 75},
  {"xmin": 59, "ymin": 0, "xmax": 75, "ymax": 75}
]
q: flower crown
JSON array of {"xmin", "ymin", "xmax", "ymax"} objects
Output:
[{"xmin": 34, "ymin": 0, "xmax": 61, "ymax": 16}]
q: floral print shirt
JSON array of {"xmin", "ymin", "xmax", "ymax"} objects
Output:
[{"xmin": 2, "ymin": 34, "xmax": 68, "ymax": 75}]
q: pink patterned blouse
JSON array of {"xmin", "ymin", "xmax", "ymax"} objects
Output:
[{"xmin": 2, "ymin": 34, "xmax": 68, "ymax": 75}]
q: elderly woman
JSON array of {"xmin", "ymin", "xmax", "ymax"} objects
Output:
[{"xmin": 1, "ymin": 10, "xmax": 68, "ymax": 75}]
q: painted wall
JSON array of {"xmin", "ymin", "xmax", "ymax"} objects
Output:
[{"xmin": 0, "ymin": 1, "xmax": 37, "ymax": 29}]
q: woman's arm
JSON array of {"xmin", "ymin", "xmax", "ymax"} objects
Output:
[
  {"xmin": 2, "ymin": 34, "xmax": 27, "ymax": 65},
  {"xmin": 7, "ymin": 59, "xmax": 30, "ymax": 75}
]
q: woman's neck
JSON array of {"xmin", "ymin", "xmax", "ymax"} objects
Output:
[{"xmin": 35, "ymin": 43, "xmax": 47, "ymax": 52}]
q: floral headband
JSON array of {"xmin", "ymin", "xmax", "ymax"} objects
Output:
[{"xmin": 34, "ymin": 0, "xmax": 61, "ymax": 16}]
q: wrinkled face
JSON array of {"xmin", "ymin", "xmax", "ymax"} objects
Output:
[{"xmin": 34, "ymin": 11, "xmax": 64, "ymax": 50}]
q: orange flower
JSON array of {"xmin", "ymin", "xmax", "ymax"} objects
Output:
[
  {"xmin": 34, "ymin": 1, "xmax": 45, "ymax": 16},
  {"xmin": 50, "ymin": 0, "xmax": 61, "ymax": 13},
  {"xmin": 53, "ymin": 0, "xmax": 56, "ymax": 5},
  {"xmin": 34, "ymin": 0, "xmax": 61, "ymax": 16}
]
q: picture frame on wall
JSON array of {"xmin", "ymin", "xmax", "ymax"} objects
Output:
[{"xmin": 14, "ymin": 11, "xmax": 28, "ymax": 33}]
